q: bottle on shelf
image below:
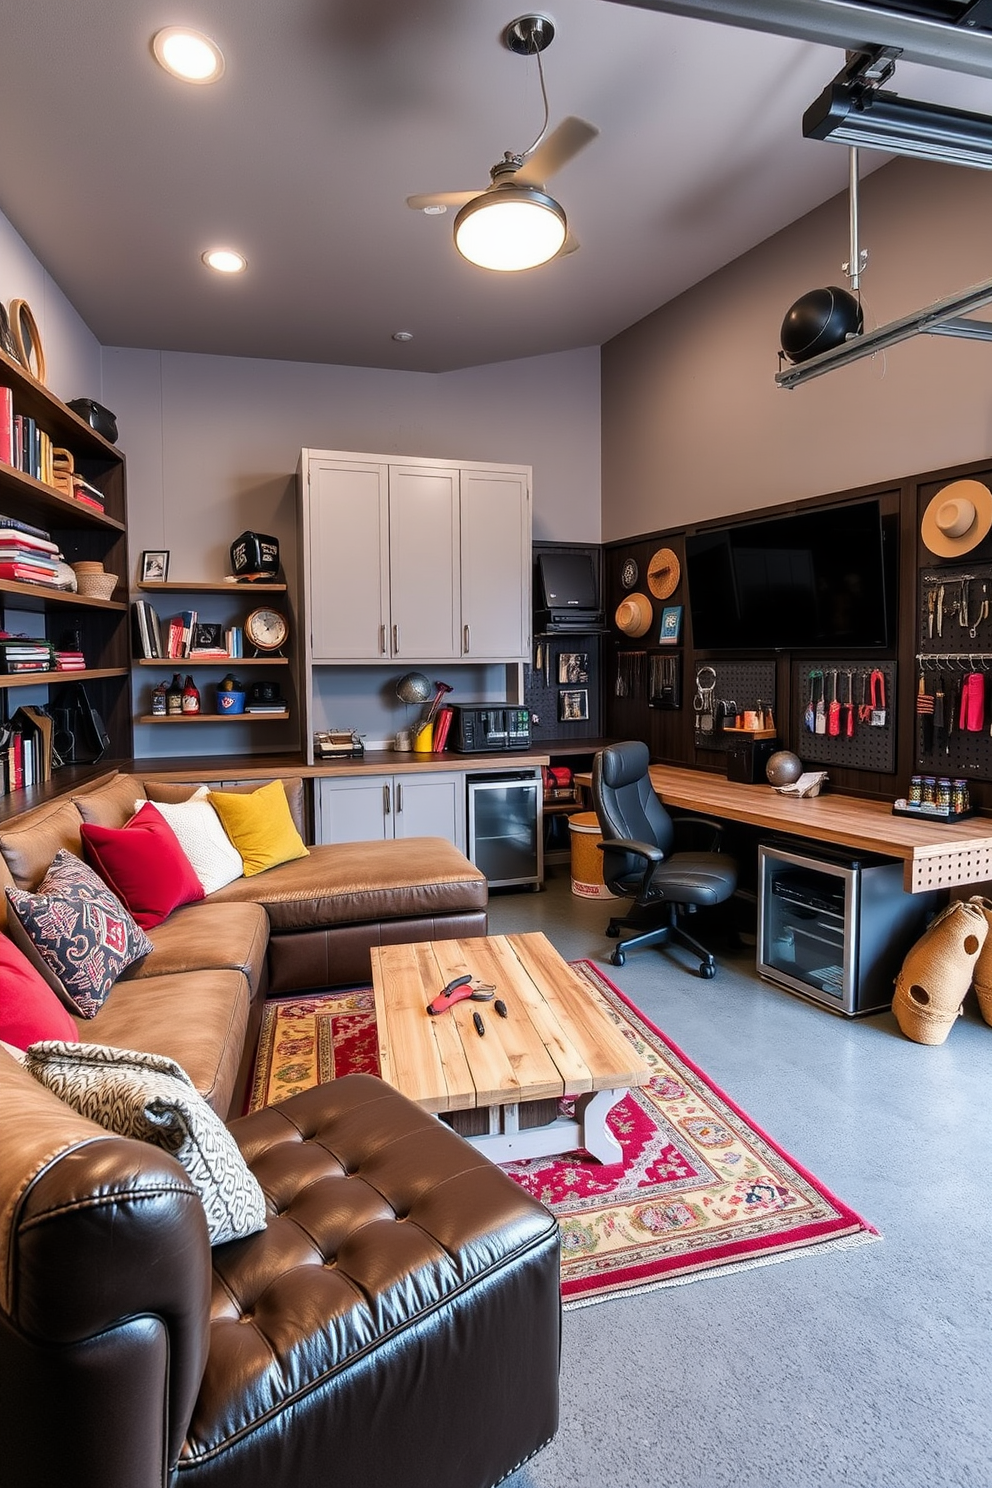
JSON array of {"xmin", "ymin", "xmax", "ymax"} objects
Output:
[
  {"xmin": 151, "ymin": 680, "xmax": 167, "ymax": 716},
  {"xmin": 182, "ymin": 675, "xmax": 201, "ymax": 714},
  {"xmin": 166, "ymin": 673, "xmax": 184, "ymax": 715}
]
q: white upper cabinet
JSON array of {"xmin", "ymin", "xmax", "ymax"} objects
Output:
[
  {"xmin": 460, "ymin": 467, "xmax": 531, "ymax": 661},
  {"xmin": 299, "ymin": 450, "xmax": 530, "ymax": 664}
]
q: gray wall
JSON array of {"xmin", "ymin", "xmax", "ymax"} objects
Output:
[
  {"xmin": 103, "ymin": 344, "xmax": 603, "ymax": 588},
  {"xmin": 0, "ymin": 209, "xmax": 103, "ymax": 406},
  {"xmin": 601, "ymin": 156, "xmax": 992, "ymax": 541}
]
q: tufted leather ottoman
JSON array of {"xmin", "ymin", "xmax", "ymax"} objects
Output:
[{"xmin": 178, "ymin": 1074, "xmax": 562, "ymax": 1487}]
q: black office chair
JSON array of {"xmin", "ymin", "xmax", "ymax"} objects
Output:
[{"xmin": 592, "ymin": 741, "xmax": 738, "ymax": 979}]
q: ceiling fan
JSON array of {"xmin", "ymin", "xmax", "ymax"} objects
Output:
[{"xmin": 406, "ymin": 14, "xmax": 599, "ymax": 272}]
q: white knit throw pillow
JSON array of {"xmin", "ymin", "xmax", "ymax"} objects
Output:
[
  {"xmin": 25, "ymin": 1041, "xmax": 267, "ymax": 1245},
  {"xmin": 139, "ymin": 788, "xmax": 243, "ymax": 895}
]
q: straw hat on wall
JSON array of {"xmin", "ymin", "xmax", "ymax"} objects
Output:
[
  {"xmin": 615, "ymin": 592, "xmax": 653, "ymax": 637},
  {"xmin": 921, "ymin": 480, "xmax": 992, "ymax": 557}
]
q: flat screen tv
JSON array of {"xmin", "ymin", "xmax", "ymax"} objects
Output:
[{"xmin": 684, "ymin": 500, "xmax": 892, "ymax": 651}]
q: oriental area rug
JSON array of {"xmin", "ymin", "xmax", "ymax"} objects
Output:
[{"xmin": 249, "ymin": 961, "xmax": 879, "ymax": 1309}]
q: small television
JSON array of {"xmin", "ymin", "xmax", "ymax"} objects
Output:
[
  {"xmin": 537, "ymin": 551, "xmax": 599, "ymax": 611},
  {"xmin": 684, "ymin": 499, "xmax": 892, "ymax": 651}
]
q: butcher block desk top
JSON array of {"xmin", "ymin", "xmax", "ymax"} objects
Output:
[{"xmin": 645, "ymin": 765, "xmax": 992, "ymax": 895}]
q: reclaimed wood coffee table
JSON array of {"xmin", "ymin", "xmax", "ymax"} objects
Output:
[{"xmin": 370, "ymin": 931, "xmax": 649, "ymax": 1164}]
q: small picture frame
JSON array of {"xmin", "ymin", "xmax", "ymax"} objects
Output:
[
  {"xmin": 659, "ymin": 605, "xmax": 682, "ymax": 644},
  {"xmin": 558, "ymin": 651, "xmax": 589, "ymax": 685},
  {"xmin": 560, "ymin": 688, "xmax": 589, "ymax": 723},
  {"xmin": 141, "ymin": 550, "xmax": 169, "ymax": 583}
]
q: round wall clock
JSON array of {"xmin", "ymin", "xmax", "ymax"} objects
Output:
[
  {"xmin": 620, "ymin": 556, "xmax": 638, "ymax": 590},
  {"xmin": 245, "ymin": 607, "xmax": 288, "ymax": 653}
]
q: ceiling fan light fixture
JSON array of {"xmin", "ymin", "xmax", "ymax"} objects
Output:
[{"xmin": 453, "ymin": 186, "xmax": 566, "ymax": 271}]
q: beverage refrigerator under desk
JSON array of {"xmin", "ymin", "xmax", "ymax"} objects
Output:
[{"xmin": 757, "ymin": 841, "xmax": 944, "ymax": 1016}]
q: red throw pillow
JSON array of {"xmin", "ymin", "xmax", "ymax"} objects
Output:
[
  {"xmin": 80, "ymin": 800, "xmax": 204, "ymax": 929},
  {"xmin": 0, "ymin": 933, "xmax": 79, "ymax": 1048}
]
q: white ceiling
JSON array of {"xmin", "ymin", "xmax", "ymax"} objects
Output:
[{"xmin": 2, "ymin": 0, "xmax": 992, "ymax": 373}]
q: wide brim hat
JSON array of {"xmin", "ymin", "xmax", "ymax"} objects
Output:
[
  {"xmin": 921, "ymin": 480, "xmax": 992, "ymax": 557},
  {"xmin": 615, "ymin": 592, "xmax": 653, "ymax": 638},
  {"xmin": 646, "ymin": 547, "xmax": 681, "ymax": 599}
]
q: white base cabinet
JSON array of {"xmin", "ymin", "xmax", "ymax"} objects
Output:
[{"xmin": 315, "ymin": 772, "xmax": 466, "ymax": 849}]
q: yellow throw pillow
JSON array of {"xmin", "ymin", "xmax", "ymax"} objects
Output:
[{"xmin": 207, "ymin": 780, "xmax": 309, "ymax": 877}]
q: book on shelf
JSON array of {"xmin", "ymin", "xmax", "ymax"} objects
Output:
[
  {"xmin": 166, "ymin": 615, "xmax": 185, "ymax": 658},
  {"xmin": 0, "ymin": 529, "xmax": 59, "ymax": 554},
  {"xmin": 0, "ymin": 561, "xmax": 61, "ymax": 585},
  {"xmin": 132, "ymin": 599, "xmax": 162, "ymax": 659},
  {"xmin": 0, "ymin": 388, "xmax": 12, "ymax": 466},
  {"xmin": 12, "ymin": 706, "xmax": 53, "ymax": 783},
  {"xmin": 246, "ymin": 704, "xmax": 287, "ymax": 714},
  {"xmin": 0, "ymin": 547, "xmax": 61, "ymax": 574},
  {"xmin": 225, "ymin": 626, "xmax": 243, "ymax": 658},
  {"xmin": 0, "ymin": 514, "xmax": 54, "ymax": 542}
]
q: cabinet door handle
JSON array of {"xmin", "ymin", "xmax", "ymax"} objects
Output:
[
  {"xmin": 392, "ymin": 623, "xmax": 399, "ymax": 654},
  {"xmin": 383, "ymin": 782, "xmax": 391, "ymax": 815},
  {"xmin": 463, "ymin": 623, "xmax": 470, "ymax": 654},
  {"xmin": 379, "ymin": 624, "xmax": 386, "ymax": 655},
  {"xmin": 396, "ymin": 783, "xmax": 403, "ymax": 812}
]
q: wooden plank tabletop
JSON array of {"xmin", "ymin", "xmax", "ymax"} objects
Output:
[{"xmin": 371, "ymin": 932, "xmax": 648, "ymax": 1115}]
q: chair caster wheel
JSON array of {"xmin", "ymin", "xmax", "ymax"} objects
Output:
[
  {"xmin": 605, "ymin": 924, "xmax": 620, "ymax": 938},
  {"xmin": 610, "ymin": 948, "xmax": 626, "ymax": 968},
  {"xmin": 699, "ymin": 962, "xmax": 716, "ymax": 979}
]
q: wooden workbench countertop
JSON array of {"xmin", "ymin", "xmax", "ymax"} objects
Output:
[{"xmin": 647, "ymin": 764, "xmax": 992, "ymax": 895}]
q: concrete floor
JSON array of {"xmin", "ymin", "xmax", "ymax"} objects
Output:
[{"xmin": 492, "ymin": 865, "xmax": 992, "ymax": 1488}]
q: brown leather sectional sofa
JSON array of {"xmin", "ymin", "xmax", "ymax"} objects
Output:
[{"xmin": 0, "ymin": 771, "xmax": 561, "ymax": 1488}]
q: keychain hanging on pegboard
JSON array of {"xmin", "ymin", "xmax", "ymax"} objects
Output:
[{"xmin": 793, "ymin": 659, "xmax": 896, "ymax": 772}]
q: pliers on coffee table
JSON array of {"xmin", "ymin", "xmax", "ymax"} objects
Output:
[{"xmin": 426, "ymin": 975, "xmax": 496, "ymax": 1016}]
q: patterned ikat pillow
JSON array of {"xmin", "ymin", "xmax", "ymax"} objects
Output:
[
  {"xmin": 25, "ymin": 1041, "xmax": 268, "ymax": 1245},
  {"xmin": 4, "ymin": 850, "xmax": 154, "ymax": 1018}
]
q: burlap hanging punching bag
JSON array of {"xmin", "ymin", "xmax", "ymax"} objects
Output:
[
  {"xmin": 892, "ymin": 899, "xmax": 988, "ymax": 1045},
  {"xmin": 968, "ymin": 896, "xmax": 992, "ymax": 1027}
]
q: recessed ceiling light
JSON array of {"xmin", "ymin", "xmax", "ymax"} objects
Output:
[
  {"xmin": 152, "ymin": 27, "xmax": 225, "ymax": 83},
  {"xmin": 422, "ymin": 205, "xmax": 447, "ymax": 216},
  {"xmin": 392, "ymin": 330, "xmax": 414, "ymax": 342},
  {"xmin": 201, "ymin": 248, "xmax": 247, "ymax": 274}
]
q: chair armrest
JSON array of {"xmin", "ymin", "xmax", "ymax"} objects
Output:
[
  {"xmin": 670, "ymin": 815, "xmax": 726, "ymax": 853},
  {"xmin": 596, "ymin": 838, "xmax": 663, "ymax": 865}
]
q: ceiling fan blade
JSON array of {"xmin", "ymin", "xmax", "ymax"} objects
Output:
[
  {"xmin": 516, "ymin": 116, "xmax": 599, "ymax": 188},
  {"xmin": 406, "ymin": 189, "xmax": 481, "ymax": 211}
]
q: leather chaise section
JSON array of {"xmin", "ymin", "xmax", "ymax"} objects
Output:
[
  {"xmin": 178, "ymin": 1076, "xmax": 561, "ymax": 1487},
  {"xmin": 207, "ymin": 837, "xmax": 488, "ymax": 929}
]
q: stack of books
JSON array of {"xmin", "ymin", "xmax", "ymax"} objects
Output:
[
  {"xmin": 0, "ymin": 635, "xmax": 55, "ymax": 673},
  {"xmin": 54, "ymin": 649, "xmax": 87, "ymax": 671},
  {"xmin": 0, "ymin": 515, "xmax": 62, "ymax": 587}
]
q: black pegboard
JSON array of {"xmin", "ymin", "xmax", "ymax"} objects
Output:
[
  {"xmin": 524, "ymin": 634, "xmax": 603, "ymax": 740},
  {"xmin": 915, "ymin": 563, "xmax": 992, "ymax": 780},
  {"xmin": 792, "ymin": 660, "xmax": 897, "ymax": 773},
  {"xmin": 692, "ymin": 661, "xmax": 776, "ymax": 750}
]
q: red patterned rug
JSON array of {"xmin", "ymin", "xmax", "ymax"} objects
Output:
[{"xmin": 249, "ymin": 961, "xmax": 879, "ymax": 1309}]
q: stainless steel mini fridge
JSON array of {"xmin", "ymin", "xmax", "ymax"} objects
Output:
[
  {"xmin": 467, "ymin": 771, "xmax": 543, "ymax": 889},
  {"xmin": 757, "ymin": 841, "xmax": 943, "ymax": 1016}
]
